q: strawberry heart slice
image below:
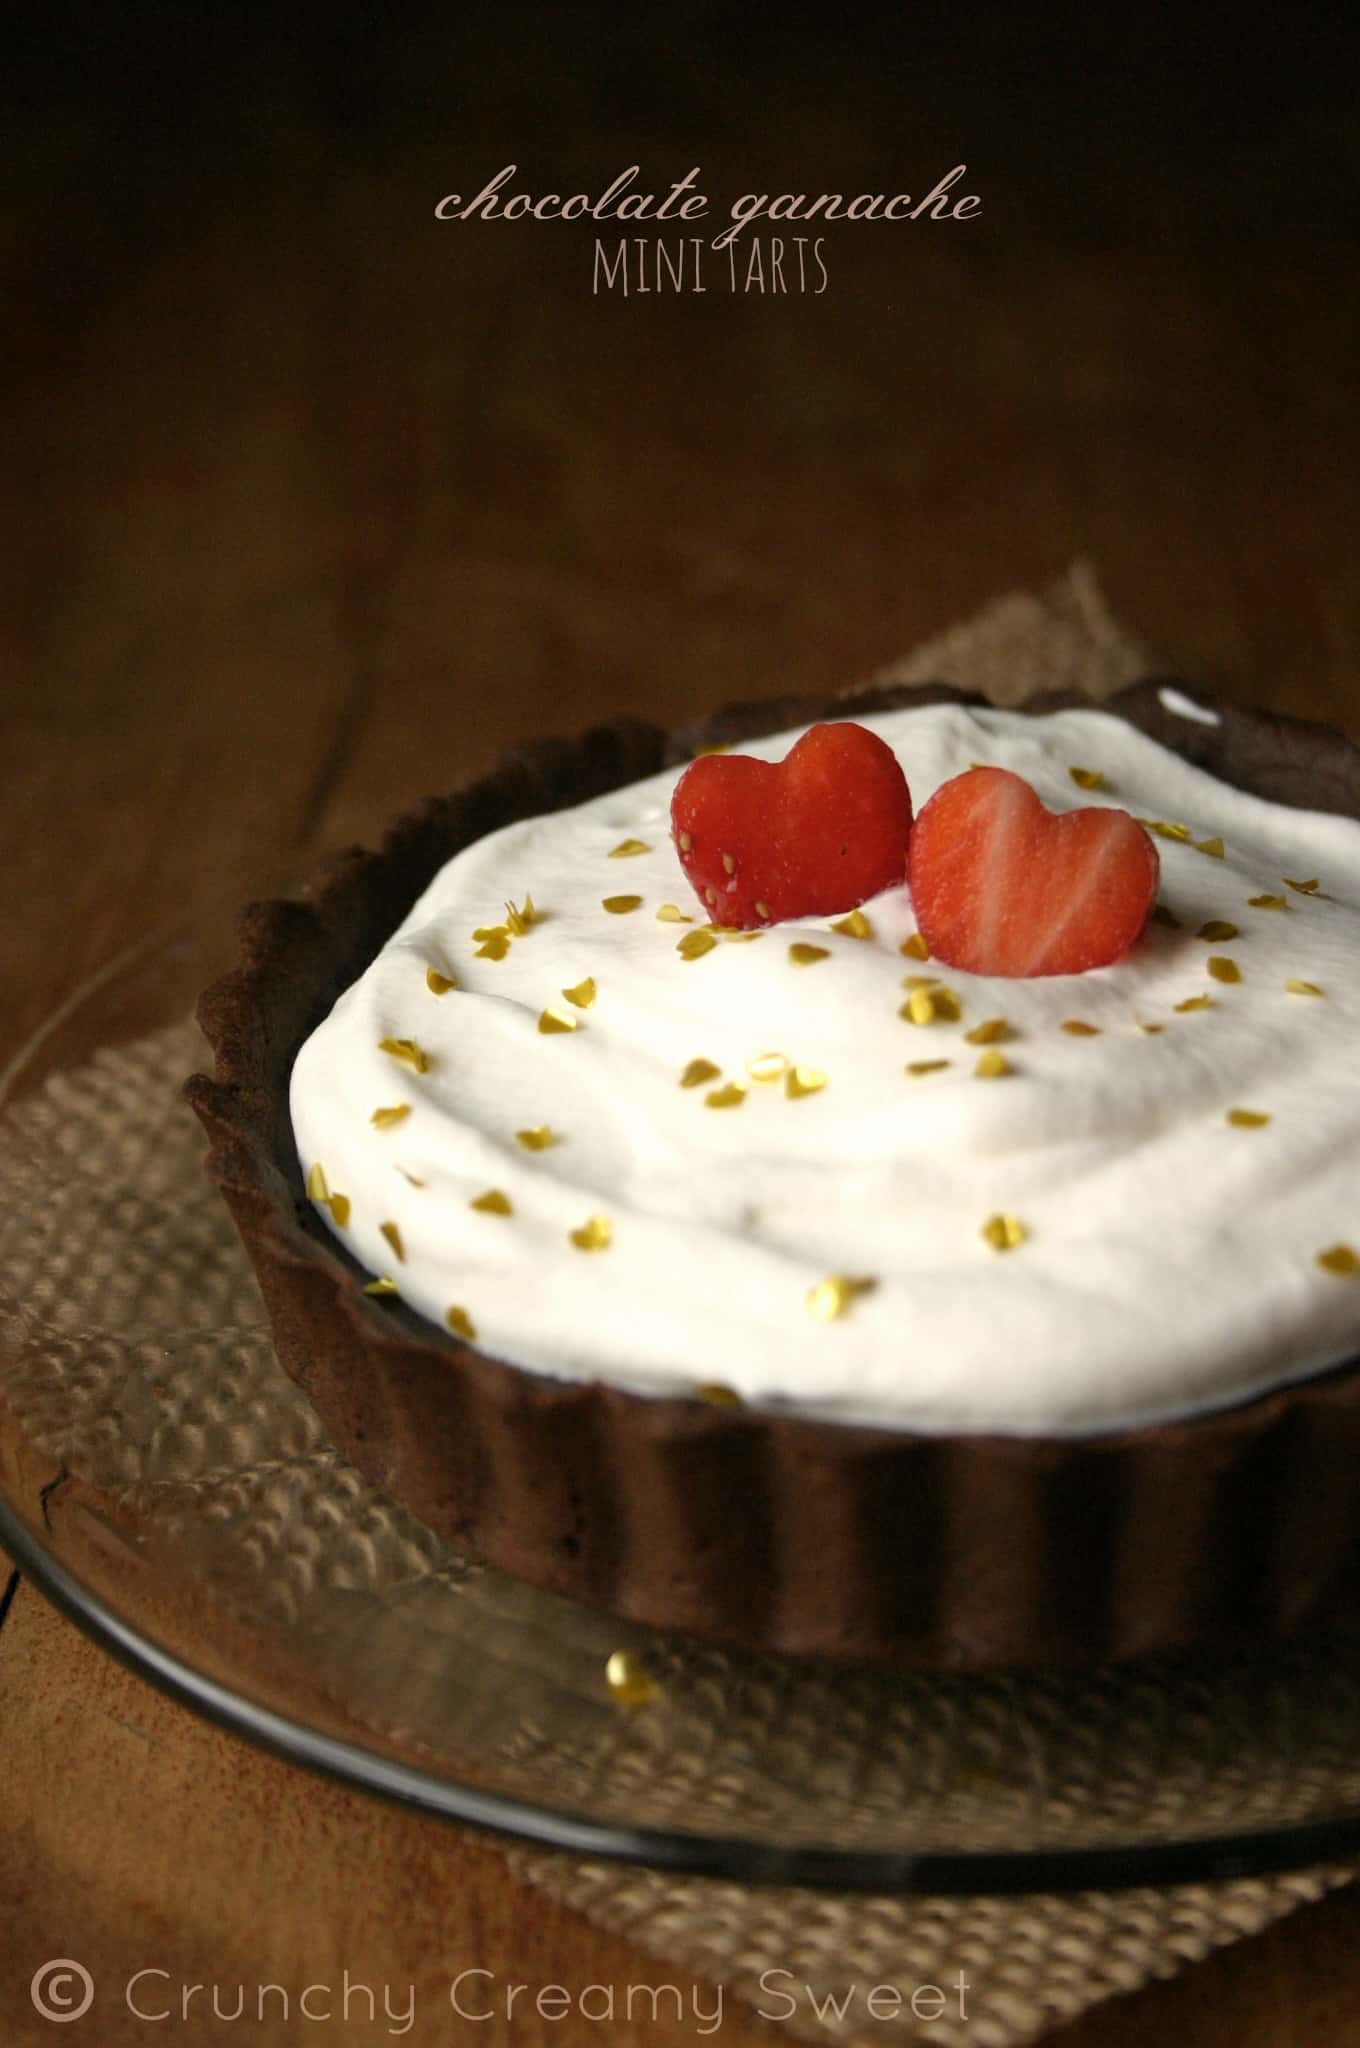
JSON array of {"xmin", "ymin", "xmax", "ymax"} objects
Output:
[
  {"xmin": 671, "ymin": 722, "xmax": 913, "ymax": 928},
  {"xmin": 909, "ymin": 766, "xmax": 1160, "ymax": 976}
]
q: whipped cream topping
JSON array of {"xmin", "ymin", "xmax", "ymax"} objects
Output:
[{"xmin": 291, "ymin": 705, "xmax": 1360, "ymax": 1436}]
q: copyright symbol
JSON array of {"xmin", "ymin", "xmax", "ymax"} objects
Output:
[{"xmin": 30, "ymin": 1960, "xmax": 94, "ymax": 2024}]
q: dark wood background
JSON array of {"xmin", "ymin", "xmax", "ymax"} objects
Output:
[{"xmin": 4, "ymin": 5, "xmax": 1360, "ymax": 2040}]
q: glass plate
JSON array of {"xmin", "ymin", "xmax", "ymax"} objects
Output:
[{"xmin": 5, "ymin": 886, "xmax": 1360, "ymax": 1896}]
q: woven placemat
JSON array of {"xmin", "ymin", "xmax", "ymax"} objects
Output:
[{"xmin": 2, "ymin": 568, "xmax": 1355, "ymax": 2046}]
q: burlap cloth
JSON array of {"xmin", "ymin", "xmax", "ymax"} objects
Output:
[{"xmin": 2, "ymin": 567, "xmax": 1357, "ymax": 2046}]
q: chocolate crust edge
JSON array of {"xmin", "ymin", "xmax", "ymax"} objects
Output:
[{"xmin": 185, "ymin": 679, "xmax": 1360, "ymax": 1670}]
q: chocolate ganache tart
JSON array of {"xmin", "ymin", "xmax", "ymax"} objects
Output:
[{"xmin": 187, "ymin": 678, "xmax": 1360, "ymax": 1669}]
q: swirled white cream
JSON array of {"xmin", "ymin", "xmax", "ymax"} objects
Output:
[{"xmin": 291, "ymin": 704, "xmax": 1360, "ymax": 1436}]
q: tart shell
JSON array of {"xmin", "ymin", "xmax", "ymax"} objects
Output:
[{"xmin": 186, "ymin": 680, "xmax": 1360, "ymax": 1669}]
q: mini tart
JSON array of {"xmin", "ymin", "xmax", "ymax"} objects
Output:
[{"xmin": 187, "ymin": 679, "xmax": 1360, "ymax": 1670}]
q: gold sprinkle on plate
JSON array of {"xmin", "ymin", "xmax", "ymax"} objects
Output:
[
  {"xmin": 705, "ymin": 1082, "xmax": 747, "ymax": 1109},
  {"xmin": 306, "ymin": 1163, "xmax": 329, "ymax": 1201},
  {"xmin": 515, "ymin": 1126, "xmax": 559, "ymax": 1151},
  {"xmin": 473, "ymin": 923, "xmax": 509, "ymax": 943},
  {"xmin": 446, "ymin": 1304, "xmax": 478, "ymax": 1341},
  {"xmin": 570, "ymin": 1214, "xmax": 613, "ymax": 1252},
  {"xmin": 1139, "ymin": 819, "xmax": 1192, "ymax": 842},
  {"xmin": 806, "ymin": 1274, "xmax": 878, "ymax": 1322},
  {"xmin": 474, "ymin": 932, "xmax": 511, "ymax": 961},
  {"xmin": 1197, "ymin": 920, "xmax": 1239, "ymax": 941},
  {"xmin": 606, "ymin": 1649, "xmax": 661, "ymax": 1706},
  {"xmin": 901, "ymin": 985, "xmax": 962, "ymax": 1026},
  {"xmin": 656, "ymin": 902, "xmax": 693, "ymax": 923},
  {"xmin": 1137, "ymin": 1022, "xmax": 1166, "ymax": 1036},
  {"xmin": 470, "ymin": 1188, "xmax": 513, "ymax": 1215},
  {"xmin": 363, "ymin": 1277, "xmax": 399, "ymax": 1297},
  {"xmin": 538, "ymin": 1006, "xmax": 579, "ymax": 1034},
  {"xmin": 1284, "ymin": 877, "xmax": 1320, "ymax": 895},
  {"xmin": 831, "ymin": 908, "xmax": 873, "ymax": 940},
  {"xmin": 1226, "ymin": 1108, "xmax": 1270, "ymax": 1128},
  {"xmin": 677, "ymin": 929, "xmax": 718, "ymax": 961},
  {"xmin": 680, "ymin": 1057, "xmax": 722, "ymax": 1089},
  {"xmin": 1317, "ymin": 1244, "xmax": 1360, "ymax": 1278},
  {"xmin": 328, "ymin": 1194, "xmax": 351, "ymax": 1227},
  {"xmin": 906, "ymin": 1059, "xmax": 952, "ymax": 1076},
  {"xmin": 609, "ymin": 838, "xmax": 650, "ymax": 858},
  {"xmin": 695, "ymin": 1381, "xmax": 744, "ymax": 1407},
  {"xmin": 1195, "ymin": 836, "xmax": 1226, "ymax": 859},
  {"xmin": 379, "ymin": 1036, "xmax": 431, "ymax": 1073},
  {"xmin": 1174, "ymin": 995, "xmax": 1214, "ymax": 1013},
  {"xmin": 602, "ymin": 894, "xmax": 643, "ymax": 915},
  {"xmin": 788, "ymin": 942, "xmax": 830, "ymax": 966},
  {"xmin": 747, "ymin": 1051, "xmax": 789, "ymax": 1084},
  {"xmin": 1285, "ymin": 979, "xmax": 1325, "ymax": 997},
  {"xmin": 900, "ymin": 932, "xmax": 931, "ymax": 960},
  {"xmin": 964, "ymin": 1017, "xmax": 1010, "ymax": 1045},
  {"xmin": 692, "ymin": 740, "xmax": 733, "ymax": 757},
  {"xmin": 1069, "ymin": 766, "xmax": 1106, "ymax": 791},
  {"xmin": 562, "ymin": 977, "xmax": 597, "ymax": 1009},
  {"xmin": 974, "ymin": 1050, "xmax": 1011, "ymax": 1079},
  {"xmin": 1207, "ymin": 956, "xmax": 1242, "ymax": 984},
  {"xmin": 786, "ymin": 1065, "xmax": 827, "ymax": 1099},
  {"xmin": 379, "ymin": 1220, "xmax": 405, "ymax": 1262},
  {"xmin": 981, "ymin": 1213, "xmax": 1027, "ymax": 1252},
  {"xmin": 1061, "ymin": 1020, "xmax": 1100, "ymax": 1036},
  {"xmin": 425, "ymin": 966, "xmax": 457, "ymax": 994},
  {"xmin": 370, "ymin": 1104, "xmax": 412, "ymax": 1130},
  {"xmin": 1248, "ymin": 894, "xmax": 1288, "ymax": 912},
  {"xmin": 504, "ymin": 894, "xmax": 540, "ymax": 935}
]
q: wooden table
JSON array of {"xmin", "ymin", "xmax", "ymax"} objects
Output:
[{"xmin": 4, "ymin": 8, "xmax": 1360, "ymax": 2041}]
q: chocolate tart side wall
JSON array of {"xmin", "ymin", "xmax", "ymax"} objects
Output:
[{"xmin": 185, "ymin": 682, "xmax": 1360, "ymax": 1670}]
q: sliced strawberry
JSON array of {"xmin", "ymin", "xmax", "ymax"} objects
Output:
[
  {"xmin": 670, "ymin": 722, "xmax": 913, "ymax": 928},
  {"xmin": 908, "ymin": 767, "xmax": 1160, "ymax": 976}
]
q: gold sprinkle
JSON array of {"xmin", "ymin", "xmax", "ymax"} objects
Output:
[
  {"xmin": 328, "ymin": 1193, "xmax": 351, "ymax": 1226},
  {"xmin": 964, "ymin": 1018, "xmax": 1011, "ymax": 1046},
  {"xmin": 1195, "ymin": 836, "xmax": 1226, "ymax": 859},
  {"xmin": 680, "ymin": 1058, "xmax": 722, "ymax": 1089},
  {"xmin": 1285, "ymin": 979, "xmax": 1325, "ymax": 997},
  {"xmin": 396, "ymin": 1168, "xmax": 427, "ymax": 1188},
  {"xmin": 720, "ymin": 928, "xmax": 764, "ymax": 943},
  {"xmin": 1207, "ymin": 956, "xmax": 1242, "ymax": 984},
  {"xmin": 1197, "ymin": 920, "xmax": 1239, "ymax": 941},
  {"xmin": 473, "ymin": 923, "xmax": 510, "ymax": 942},
  {"xmin": 570, "ymin": 1214, "xmax": 613, "ymax": 1252},
  {"xmin": 306, "ymin": 1163, "xmax": 329, "ymax": 1201},
  {"xmin": 981, "ymin": 1214, "xmax": 1027, "ymax": 1252},
  {"xmin": 974, "ymin": 1050, "xmax": 1011, "ymax": 1079},
  {"xmin": 609, "ymin": 838, "xmax": 650, "ymax": 858},
  {"xmin": 470, "ymin": 1188, "xmax": 513, "ymax": 1215},
  {"xmin": 605, "ymin": 1649, "xmax": 660, "ymax": 1706},
  {"xmin": 370, "ymin": 1104, "xmax": 412, "ymax": 1131},
  {"xmin": 515, "ymin": 1126, "xmax": 559, "ymax": 1151},
  {"xmin": 721, "ymin": 851, "xmax": 736, "ymax": 875},
  {"xmin": 785, "ymin": 1065, "xmax": 827, "ymax": 1099},
  {"xmin": 678, "ymin": 929, "xmax": 718, "ymax": 961},
  {"xmin": 1248, "ymin": 894, "xmax": 1288, "ymax": 912},
  {"xmin": 1061, "ymin": 1020, "xmax": 1101, "ymax": 1037},
  {"xmin": 1284, "ymin": 877, "xmax": 1320, "ymax": 895},
  {"xmin": 1316, "ymin": 1244, "xmax": 1360, "ymax": 1278},
  {"xmin": 656, "ymin": 903, "xmax": 694, "ymax": 923},
  {"xmin": 901, "ymin": 985, "xmax": 962, "ymax": 1026},
  {"xmin": 446, "ymin": 1304, "xmax": 478, "ymax": 1341},
  {"xmin": 747, "ymin": 1051, "xmax": 789, "ymax": 1084},
  {"xmin": 562, "ymin": 976, "xmax": 597, "ymax": 1009},
  {"xmin": 806, "ymin": 1274, "xmax": 878, "ymax": 1322},
  {"xmin": 692, "ymin": 739, "xmax": 733, "ymax": 756},
  {"xmin": 379, "ymin": 1220, "xmax": 405, "ymax": 1263},
  {"xmin": 363, "ymin": 1277, "xmax": 399, "ymax": 1297},
  {"xmin": 831, "ymin": 908, "xmax": 873, "ymax": 940},
  {"xmin": 508, "ymin": 893, "xmax": 541, "ymax": 934},
  {"xmin": 1139, "ymin": 819, "xmax": 1192, "ymax": 843},
  {"xmin": 1069, "ymin": 766, "xmax": 1106, "ymax": 791},
  {"xmin": 678, "ymin": 831, "xmax": 693, "ymax": 852},
  {"xmin": 1174, "ymin": 995, "xmax": 1214, "ymax": 1013},
  {"xmin": 538, "ymin": 1006, "xmax": 579, "ymax": 1034},
  {"xmin": 788, "ymin": 942, "xmax": 830, "ymax": 966},
  {"xmin": 695, "ymin": 1381, "xmax": 744, "ymax": 1407},
  {"xmin": 900, "ymin": 932, "xmax": 931, "ymax": 960},
  {"xmin": 474, "ymin": 932, "xmax": 511, "ymax": 961},
  {"xmin": 425, "ymin": 966, "xmax": 457, "ymax": 994},
  {"xmin": 754, "ymin": 900, "xmax": 771, "ymax": 920},
  {"xmin": 906, "ymin": 1059, "xmax": 951, "ymax": 1076},
  {"xmin": 1151, "ymin": 904, "xmax": 1182, "ymax": 930},
  {"xmin": 1226, "ymin": 1108, "xmax": 1271, "ymax": 1129},
  {"xmin": 603, "ymin": 894, "xmax": 643, "ymax": 915},
  {"xmin": 379, "ymin": 1036, "xmax": 431, "ymax": 1073},
  {"xmin": 1137, "ymin": 1022, "xmax": 1166, "ymax": 1035},
  {"xmin": 705, "ymin": 1082, "xmax": 748, "ymax": 1109}
]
